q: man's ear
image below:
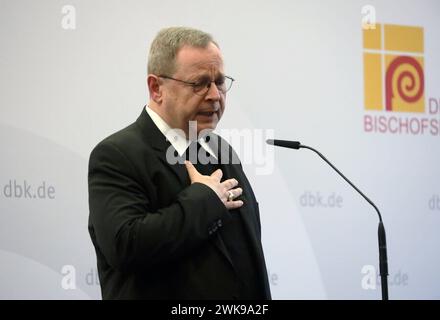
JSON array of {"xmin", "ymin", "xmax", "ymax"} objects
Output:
[{"xmin": 147, "ymin": 75, "xmax": 163, "ymax": 103}]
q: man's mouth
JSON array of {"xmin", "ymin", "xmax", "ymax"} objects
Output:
[{"xmin": 197, "ymin": 111, "xmax": 217, "ymax": 117}]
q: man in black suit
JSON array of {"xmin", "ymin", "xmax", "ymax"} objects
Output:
[{"xmin": 88, "ymin": 27, "xmax": 271, "ymax": 299}]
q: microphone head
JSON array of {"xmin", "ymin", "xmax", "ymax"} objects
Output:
[{"xmin": 266, "ymin": 139, "xmax": 301, "ymax": 150}]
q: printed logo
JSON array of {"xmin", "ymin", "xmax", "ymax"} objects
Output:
[
  {"xmin": 363, "ymin": 24, "xmax": 424, "ymax": 113},
  {"xmin": 363, "ymin": 24, "xmax": 440, "ymax": 135}
]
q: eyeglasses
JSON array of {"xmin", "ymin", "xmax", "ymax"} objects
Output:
[{"xmin": 158, "ymin": 74, "xmax": 235, "ymax": 96}]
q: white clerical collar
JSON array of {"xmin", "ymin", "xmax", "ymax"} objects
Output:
[{"xmin": 145, "ymin": 105, "xmax": 217, "ymax": 159}]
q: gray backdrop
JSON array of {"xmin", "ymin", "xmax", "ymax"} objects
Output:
[{"xmin": 1, "ymin": 0, "xmax": 439, "ymax": 299}]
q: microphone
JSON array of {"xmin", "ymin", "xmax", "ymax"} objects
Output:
[
  {"xmin": 266, "ymin": 139, "xmax": 301, "ymax": 150},
  {"xmin": 267, "ymin": 139, "xmax": 389, "ymax": 300}
]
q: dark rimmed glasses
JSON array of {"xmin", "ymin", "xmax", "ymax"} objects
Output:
[{"xmin": 158, "ymin": 74, "xmax": 234, "ymax": 96}]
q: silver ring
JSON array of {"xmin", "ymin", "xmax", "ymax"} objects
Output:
[{"xmin": 227, "ymin": 191, "xmax": 234, "ymax": 202}]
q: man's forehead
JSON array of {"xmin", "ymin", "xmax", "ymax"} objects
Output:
[
  {"xmin": 175, "ymin": 44, "xmax": 224, "ymax": 73},
  {"xmin": 187, "ymin": 59, "xmax": 223, "ymax": 71}
]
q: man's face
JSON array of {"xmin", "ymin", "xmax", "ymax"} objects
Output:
[{"xmin": 161, "ymin": 42, "xmax": 226, "ymax": 137}]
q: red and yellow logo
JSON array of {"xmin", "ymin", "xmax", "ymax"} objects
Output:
[{"xmin": 363, "ymin": 24, "xmax": 425, "ymax": 113}]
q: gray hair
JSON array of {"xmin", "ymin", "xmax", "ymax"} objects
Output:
[{"xmin": 147, "ymin": 26, "xmax": 218, "ymax": 76}]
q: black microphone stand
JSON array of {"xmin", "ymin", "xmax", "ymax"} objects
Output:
[
  {"xmin": 300, "ymin": 144, "xmax": 388, "ymax": 300},
  {"xmin": 267, "ymin": 139, "xmax": 389, "ymax": 300}
]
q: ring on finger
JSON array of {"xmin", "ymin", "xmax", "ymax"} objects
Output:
[{"xmin": 227, "ymin": 191, "xmax": 234, "ymax": 202}]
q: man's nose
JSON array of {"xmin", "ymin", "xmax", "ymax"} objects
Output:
[{"xmin": 205, "ymin": 82, "xmax": 221, "ymax": 101}]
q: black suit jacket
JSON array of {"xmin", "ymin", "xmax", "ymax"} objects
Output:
[{"xmin": 88, "ymin": 108, "xmax": 271, "ymax": 299}]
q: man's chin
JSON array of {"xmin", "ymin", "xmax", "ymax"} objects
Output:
[{"xmin": 197, "ymin": 123, "xmax": 217, "ymax": 135}]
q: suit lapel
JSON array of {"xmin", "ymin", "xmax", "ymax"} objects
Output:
[
  {"xmin": 220, "ymin": 162, "xmax": 260, "ymax": 248},
  {"xmin": 208, "ymin": 134, "xmax": 263, "ymax": 259},
  {"xmin": 155, "ymin": 150, "xmax": 190, "ymax": 186},
  {"xmin": 219, "ymin": 158, "xmax": 269, "ymax": 291},
  {"xmin": 135, "ymin": 108, "xmax": 190, "ymax": 186}
]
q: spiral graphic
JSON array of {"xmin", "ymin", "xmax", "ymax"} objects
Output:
[{"xmin": 385, "ymin": 56, "xmax": 424, "ymax": 111}]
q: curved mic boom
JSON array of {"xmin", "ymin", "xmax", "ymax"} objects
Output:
[{"xmin": 267, "ymin": 139, "xmax": 389, "ymax": 300}]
